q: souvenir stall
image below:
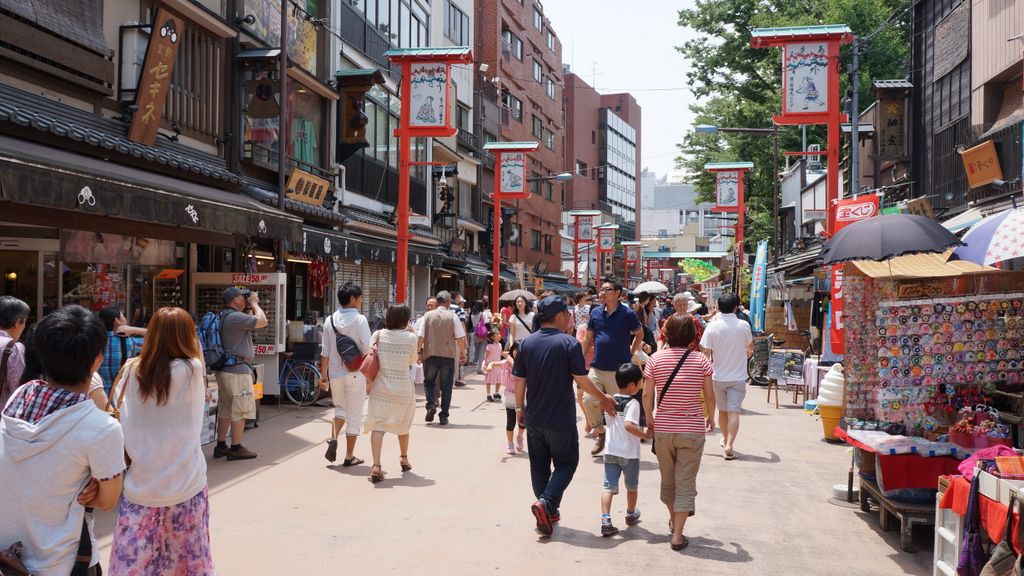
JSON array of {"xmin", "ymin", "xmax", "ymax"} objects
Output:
[{"xmin": 835, "ymin": 252, "xmax": 1024, "ymax": 556}]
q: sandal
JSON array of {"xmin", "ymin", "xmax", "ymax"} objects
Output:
[
  {"xmin": 369, "ymin": 465, "xmax": 385, "ymax": 483},
  {"xmin": 342, "ymin": 457, "xmax": 365, "ymax": 467},
  {"xmin": 400, "ymin": 456, "xmax": 412, "ymax": 472},
  {"xmin": 671, "ymin": 536, "xmax": 689, "ymax": 551},
  {"xmin": 723, "ymin": 450, "xmax": 736, "ymax": 461}
]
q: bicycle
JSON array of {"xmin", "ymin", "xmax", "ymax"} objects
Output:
[
  {"xmin": 279, "ymin": 342, "xmax": 322, "ymax": 406},
  {"xmin": 748, "ymin": 331, "xmax": 786, "ymax": 386}
]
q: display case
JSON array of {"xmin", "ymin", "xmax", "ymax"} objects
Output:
[
  {"xmin": 191, "ymin": 272, "xmax": 287, "ymax": 395},
  {"xmin": 153, "ymin": 269, "xmax": 185, "ymax": 310}
]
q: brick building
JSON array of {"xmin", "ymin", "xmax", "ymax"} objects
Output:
[{"xmin": 476, "ymin": 0, "xmax": 565, "ymax": 274}]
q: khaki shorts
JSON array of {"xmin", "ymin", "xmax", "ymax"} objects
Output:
[{"xmin": 216, "ymin": 370, "xmax": 256, "ymax": 421}]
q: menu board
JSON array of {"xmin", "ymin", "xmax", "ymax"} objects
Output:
[{"xmin": 768, "ymin": 349, "xmax": 805, "ymax": 380}]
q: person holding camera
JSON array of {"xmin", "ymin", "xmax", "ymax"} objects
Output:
[{"xmin": 213, "ymin": 287, "xmax": 267, "ymax": 461}]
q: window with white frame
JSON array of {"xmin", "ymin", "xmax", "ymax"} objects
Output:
[
  {"xmin": 443, "ymin": 1, "xmax": 469, "ymax": 45},
  {"xmin": 502, "ymin": 29, "xmax": 523, "ymax": 60},
  {"xmin": 576, "ymin": 160, "xmax": 587, "ymax": 176}
]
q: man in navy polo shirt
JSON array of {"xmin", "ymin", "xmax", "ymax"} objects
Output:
[
  {"xmin": 581, "ymin": 278, "xmax": 643, "ymax": 456},
  {"xmin": 514, "ymin": 296, "xmax": 615, "ymax": 536}
]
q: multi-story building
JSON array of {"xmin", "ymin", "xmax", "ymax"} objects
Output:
[
  {"xmin": 476, "ymin": 0, "xmax": 565, "ymax": 275},
  {"xmin": 563, "ymin": 72, "xmax": 641, "ymax": 242}
]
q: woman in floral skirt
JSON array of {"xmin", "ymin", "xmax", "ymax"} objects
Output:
[{"xmin": 108, "ymin": 307, "xmax": 215, "ymax": 575}]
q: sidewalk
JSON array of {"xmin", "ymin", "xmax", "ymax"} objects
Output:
[{"xmin": 93, "ymin": 373, "xmax": 932, "ymax": 575}]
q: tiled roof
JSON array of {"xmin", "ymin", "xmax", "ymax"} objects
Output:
[
  {"xmin": 750, "ymin": 25, "xmax": 852, "ymax": 38},
  {"xmin": 343, "ymin": 205, "xmax": 442, "ymax": 242},
  {"xmin": 0, "ymin": 83, "xmax": 238, "ymax": 183},
  {"xmin": 873, "ymin": 79, "xmax": 913, "ymax": 90}
]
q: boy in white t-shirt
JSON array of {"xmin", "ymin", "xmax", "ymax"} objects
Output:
[{"xmin": 600, "ymin": 363, "xmax": 646, "ymax": 536}]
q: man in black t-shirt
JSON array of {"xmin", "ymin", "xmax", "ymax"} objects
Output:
[{"xmin": 513, "ymin": 296, "xmax": 616, "ymax": 536}]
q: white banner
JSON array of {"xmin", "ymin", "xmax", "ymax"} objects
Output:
[
  {"xmin": 410, "ymin": 62, "xmax": 448, "ymax": 128},
  {"xmin": 784, "ymin": 42, "xmax": 829, "ymax": 114},
  {"xmin": 716, "ymin": 171, "xmax": 739, "ymax": 208},
  {"xmin": 598, "ymin": 227, "xmax": 615, "ymax": 252},
  {"xmin": 577, "ymin": 215, "xmax": 593, "ymax": 241},
  {"xmin": 499, "ymin": 152, "xmax": 525, "ymax": 195}
]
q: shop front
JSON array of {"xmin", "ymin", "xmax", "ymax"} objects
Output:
[{"xmin": 0, "ymin": 134, "xmax": 301, "ymax": 325}]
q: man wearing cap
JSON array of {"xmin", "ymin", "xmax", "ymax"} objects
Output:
[
  {"xmin": 417, "ymin": 291, "xmax": 467, "ymax": 425},
  {"xmin": 214, "ymin": 286, "xmax": 268, "ymax": 460},
  {"xmin": 580, "ymin": 278, "xmax": 643, "ymax": 456},
  {"xmin": 514, "ymin": 296, "xmax": 616, "ymax": 536}
]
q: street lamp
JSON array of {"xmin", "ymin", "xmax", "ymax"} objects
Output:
[{"xmin": 694, "ymin": 123, "xmax": 781, "ymax": 260}]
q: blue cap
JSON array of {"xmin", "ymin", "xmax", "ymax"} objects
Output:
[{"xmin": 536, "ymin": 295, "xmax": 567, "ymax": 318}]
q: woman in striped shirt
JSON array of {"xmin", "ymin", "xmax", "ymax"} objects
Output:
[{"xmin": 642, "ymin": 314, "xmax": 716, "ymax": 552}]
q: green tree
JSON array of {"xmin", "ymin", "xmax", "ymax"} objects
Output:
[{"xmin": 676, "ymin": 0, "xmax": 910, "ymax": 256}]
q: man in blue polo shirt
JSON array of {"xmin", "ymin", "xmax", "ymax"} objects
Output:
[
  {"xmin": 581, "ymin": 278, "xmax": 643, "ymax": 456},
  {"xmin": 513, "ymin": 296, "xmax": 615, "ymax": 536}
]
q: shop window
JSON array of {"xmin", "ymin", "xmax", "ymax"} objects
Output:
[
  {"xmin": 531, "ymin": 229, "xmax": 542, "ymax": 251},
  {"xmin": 243, "ymin": 80, "xmax": 324, "ymax": 170},
  {"xmin": 243, "ymin": 0, "xmax": 320, "ymax": 74}
]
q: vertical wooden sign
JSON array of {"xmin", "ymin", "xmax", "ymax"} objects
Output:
[{"xmin": 128, "ymin": 8, "xmax": 184, "ymax": 146}]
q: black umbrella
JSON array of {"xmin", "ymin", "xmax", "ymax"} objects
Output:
[{"xmin": 819, "ymin": 213, "xmax": 964, "ymax": 265}]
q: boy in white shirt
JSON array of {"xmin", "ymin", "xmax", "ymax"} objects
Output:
[{"xmin": 600, "ymin": 363, "xmax": 646, "ymax": 536}]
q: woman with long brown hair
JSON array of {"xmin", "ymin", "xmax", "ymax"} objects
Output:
[{"xmin": 108, "ymin": 307, "xmax": 216, "ymax": 574}]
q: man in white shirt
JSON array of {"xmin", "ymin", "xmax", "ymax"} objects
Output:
[{"xmin": 698, "ymin": 293, "xmax": 753, "ymax": 460}]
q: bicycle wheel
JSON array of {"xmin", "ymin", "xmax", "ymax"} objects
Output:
[
  {"xmin": 283, "ymin": 363, "xmax": 321, "ymax": 406},
  {"xmin": 747, "ymin": 356, "xmax": 770, "ymax": 386}
]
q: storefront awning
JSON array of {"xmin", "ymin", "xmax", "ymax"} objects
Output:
[
  {"xmin": 0, "ymin": 135, "xmax": 301, "ymax": 243},
  {"xmin": 850, "ymin": 250, "xmax": 998, "ymax": 278},
  {"xmin": 290, "ymin": 226, "xmax": 446, "ymax": 267}
]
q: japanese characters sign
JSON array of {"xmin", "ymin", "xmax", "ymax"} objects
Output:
[
  {"xmin": 834, "ymin": 195, "xmax": 880, "ymax": 228},
  {"xmin": 960, "ymin": 140, "xmax": 1003, "ymax": 189},
  {"xmin": 715, "ymin": 171, "xmax": 740, "ymax": 209},
  {"xmin": 878, "ymin": 97, "xmax": 907, "ymax": 160},
  {"xmin": 499, "ymin": 152, "xmax": 525, "ymax": 195},
  {"xmin": 576, "ymin": 215, "xmax": 594, "ymax": 241},
  {"xmin": 409, "ymin": 63, "xmax": 448, "ymax": 129},
  {"xmin": 286, "ymin": 168, "xmax": 330, "ymax": 206},
  {"xmin": 784, "ymin": 42, "xmax": 829, "ymax": 115},
  {"xmin": 622, "ymin": 243, "xmax": 642, "ymax": 272},
  {"xmin": 128, "ymin": 8, "xmax": 184, "ymax": 146}
]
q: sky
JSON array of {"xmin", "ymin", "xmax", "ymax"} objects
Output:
[{"xmin": 542, "ymin": 0, "xmax": 701, "ymax": 181}]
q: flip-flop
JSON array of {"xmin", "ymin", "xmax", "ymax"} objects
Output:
[
  {"xmin": 342, "ymin": 457, "xmax": 365, "ymax": 467},
  {"xmin": 671, "ymin": 536, "xmax": 689, "ymax": 551},
  {"xmin": 723, "ymin": 451, "xmax": 736, "ymax": 461}
]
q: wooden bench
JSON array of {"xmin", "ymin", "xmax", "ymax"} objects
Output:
[{"xmin": 859, "ymin": 477, "xmax": 935, "ymax": 552}]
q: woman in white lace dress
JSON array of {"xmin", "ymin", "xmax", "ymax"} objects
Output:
[{"xmin": 364, "ymin": 304, "xmax": 419, "ymax": 482}]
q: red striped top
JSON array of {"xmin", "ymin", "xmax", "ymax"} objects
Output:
[{"xmin": 643, "ymin": 347, "xmax": 713, "ymax": 434}]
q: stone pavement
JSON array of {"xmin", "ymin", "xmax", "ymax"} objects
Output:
[{"xmin": 93, "ymin": 373, "xmax": 933, "ymax": 575}]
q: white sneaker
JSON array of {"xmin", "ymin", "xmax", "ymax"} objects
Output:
[{"xmin": 506, "ymin": 444, "xmax": 516, "ymax": 455}]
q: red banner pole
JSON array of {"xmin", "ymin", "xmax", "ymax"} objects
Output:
[
  {"xmin": 736, "ymin": 172, "xmax": 746, "ymax": 276},
  {"xmin": 826, "ymin": 40, "xmax": 841, "ymax": 236},
  {"xmin": 394, "ymin": 63, "xmax": 412, "ymax": 304},
  {"xmin": 491, "ymin": 152, "xmax": 502, "ymax": 313}
]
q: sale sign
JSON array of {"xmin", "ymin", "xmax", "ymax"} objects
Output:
[{"xmin": 829, "ymin": 194, "xmax": 880, "ymax": 355}]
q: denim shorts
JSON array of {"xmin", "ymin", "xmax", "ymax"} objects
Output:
[{"xmin": 603, "ymin": 455, "xmax": 640, "ymax": 494}]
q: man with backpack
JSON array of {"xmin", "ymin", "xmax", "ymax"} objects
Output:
[
  {"xmin": 211, "ymin": 286, "xmax": 267, "ymax": 461},
  {"xmin": 318, "ymin": 282, "xmax": 371, "ymax": 465}
]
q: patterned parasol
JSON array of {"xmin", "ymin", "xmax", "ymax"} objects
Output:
[{"xmin": 952, "ymin": 207, "xmax": 1024, "ymax": 266}]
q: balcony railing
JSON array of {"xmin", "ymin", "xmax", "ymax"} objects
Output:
[{"xmin": 243, "ymin": 141, "xmax": 332, "ymax": 180}]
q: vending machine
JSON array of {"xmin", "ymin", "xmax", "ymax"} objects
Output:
[{"xmin": 191, "ymin": 272, "xmax": 287, "ymax": 396}]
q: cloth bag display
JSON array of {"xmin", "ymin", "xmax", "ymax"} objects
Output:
[
  {"xmin": 981, "ymin": 494, "xmax": 1019, "ymax": 575},
  {"xmin": 960, "ymin": 472, "xmax": 992, "ymax": 576}
]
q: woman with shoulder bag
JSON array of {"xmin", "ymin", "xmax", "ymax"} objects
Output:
[
  {"xmin": 108, "ymin": 307, "xmax": 216, "ymax": 575},
  {"xmin": 363, "ymin": 304, "xmax": 420, "ymax": 483},
  {"xmin": 641, "ymin": 314, "xmax": 715, "ymax": 552},
  {"xmin": 508, "ymin": 296, "xmax": 536, "ymax": 345}
]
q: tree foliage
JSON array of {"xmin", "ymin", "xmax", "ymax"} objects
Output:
[{"xmin": 675, "ymin": 0, "xmax": 910, "ymax": 255}]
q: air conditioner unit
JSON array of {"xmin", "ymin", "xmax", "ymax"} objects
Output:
[
  {"xmin": 807, "ymin": 144, "xmax": 823, "ymax": 171},
  {"xmin": 119, "ymin": 22, "xmax": 151, "ymax": 102}
]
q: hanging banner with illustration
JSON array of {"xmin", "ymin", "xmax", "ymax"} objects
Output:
[
  {"xmin": 499, "ymin": 152, "xmax": 525, "ymax": 195},
  {"xmin": 715, "ymin": 171, "xmax": 740, "ymax": 210},
  {"xmin": 784, "ymin": 42, "xmax": 829, "ymax": 115},
  {"xmin": 750, "ymin": 240, "xmax": 768, "ymax": 332},
  {"xmin": 597, "ymin": 227, "xmax": 615, "ymax": 253},
  {"xmin": 409, "ymin": 63, "xmax": 448, "ymax": 129},
  {"xmin": 576, "ymin": 214, "xmax": 594, "ymax": 241}
]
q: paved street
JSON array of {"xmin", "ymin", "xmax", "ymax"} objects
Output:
[{"xmin": 92, "ymin": 374, "xmax": 931, "ymax": 575}]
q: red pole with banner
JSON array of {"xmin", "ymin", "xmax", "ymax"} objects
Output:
[
  {"xmin": 483, "ymin": 142, "xmax": 539, "ymax": 312},
  {"xmin": 828, "ymin": 195, "xmax": 879, "ymax": 354},
  {"xmin": 569, "ymin": 211, "xmax": 599, "ymax": 287},
  {"xmin": 705, "ymin": 163, "xmax": 753, "ymax": 288},
  {"xmin": 386, "ymin": 48, "xmax": 473, "ymax": 304}
]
